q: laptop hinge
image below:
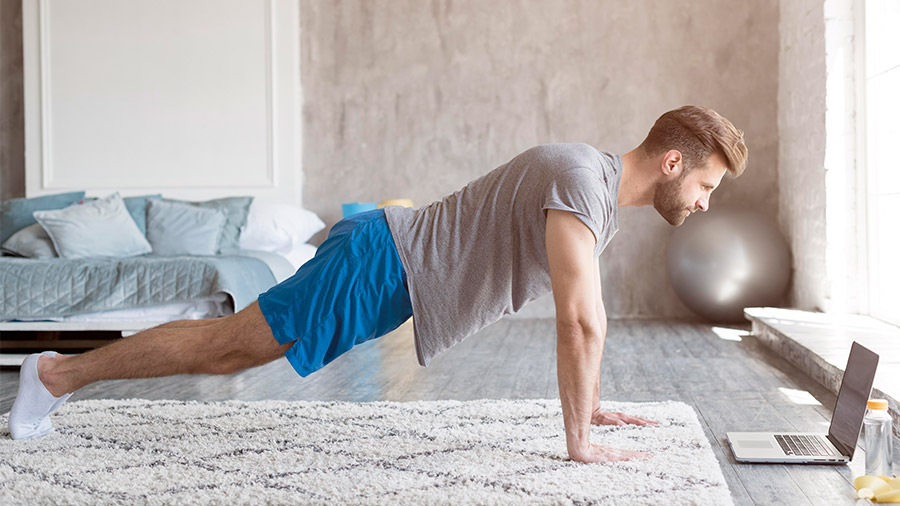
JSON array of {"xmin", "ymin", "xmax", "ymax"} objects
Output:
[{"xmin": 827, "ymin": 434, "xmax": 853, "ymax": 458}]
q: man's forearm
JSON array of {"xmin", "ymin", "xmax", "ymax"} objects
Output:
[
  {"xmin": 590, "ymin": 307, "xmax": 608, "ymax": 413},
  {"xmin": 557, "ymin": 323, "xmax": 604, "ymax": 459}
]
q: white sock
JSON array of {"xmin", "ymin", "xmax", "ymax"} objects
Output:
[{"xmin": 8, "ymin": 352, "xmax": 72, "ymax": 440}]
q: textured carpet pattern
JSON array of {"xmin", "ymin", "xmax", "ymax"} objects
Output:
[{"xmin": 0, "ymin": 399, "xmax": 732, "ymax": 505}]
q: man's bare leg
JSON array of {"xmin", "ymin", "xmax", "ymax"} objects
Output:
[
  {"xmin": 9, "ymin": 302, "xmax": 292, "ymax": 439},
  {"xmin": 40, "ymin": 302, "xmax": 290, "ymax": 395},
  {"xmin": 45, "ymin": 317, "xmax": 223, "ymax": 375}
]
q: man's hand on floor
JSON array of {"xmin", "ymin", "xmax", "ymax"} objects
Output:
[
  {"xmin": 569, "ymin": 443, "xmax": 650, "ymax": 463},
  {"xmin": 591, "ymin": 409, "xmax": 659, "ymax": 427}
]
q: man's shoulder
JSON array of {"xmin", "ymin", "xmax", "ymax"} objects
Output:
[
  {"xmin": 524, "ymin": 142, "xmax": 600, "ymax": 158},
  {"xmin": 516, "ymin": 143, "xmax": 610, "ymax": 170}
]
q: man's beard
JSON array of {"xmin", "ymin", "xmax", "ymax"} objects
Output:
[{"xmin": 653, "ymin": 173, "xmax": 690, "ymax": 226}]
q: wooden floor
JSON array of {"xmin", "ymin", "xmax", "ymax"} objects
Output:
[{"xmin": 1, "ymin": 318, "xmax": 893, "ymax": 505}]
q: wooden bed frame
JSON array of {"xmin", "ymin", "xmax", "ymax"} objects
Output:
[{"xmin": 0, "ymin": 321, "xmax": 166, "ymax": 366}]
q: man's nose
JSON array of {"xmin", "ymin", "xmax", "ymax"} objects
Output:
[{"xmin": 697, "ymin": 197, "xmax": 709, "ymax": 212}]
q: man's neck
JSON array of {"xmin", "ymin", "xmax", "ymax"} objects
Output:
[{"xmin": 617, "ymin": 149, "xmax": 656, "ymax": 207}]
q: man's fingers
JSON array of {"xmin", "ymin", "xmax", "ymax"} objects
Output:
[
  {"xmin": 586, "ymin": 445, "xmax": 654, "ymax": 463},
  {"xmin": 628, "ymin": 450, "xmax": 653, "ymax": 460},
  {"xmin": 614, "ymin": 448, "xmax": 652, "ymax": 461},
  {"xmin": 616, "ymin": 453, "xmax": 648, "ymax": 462},
  {"xmin": 615, "ymin": 412, "xmax": 660, "ymax": 426},
  {"xmin": 591, "ymin": 410, "xmax": 661, "ymax": 427}
]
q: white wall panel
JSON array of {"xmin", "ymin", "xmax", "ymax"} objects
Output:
[{"xmin": 23, "ymin": 0, "xmax": 302, "ymax": 204}]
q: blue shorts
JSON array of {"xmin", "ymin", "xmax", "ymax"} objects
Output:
[{"xmin": 258, "ymin": 209, "xmax": 413, "ymax": 377}]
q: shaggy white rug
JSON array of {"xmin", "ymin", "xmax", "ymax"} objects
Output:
[{"xmin": 0, "ymin": 399, "xmax": 732, "ymax": 505}]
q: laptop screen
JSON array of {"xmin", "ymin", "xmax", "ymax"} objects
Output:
[{"xmin": 828, "ymin": 342, "xmax": 879, "ymax": 456}]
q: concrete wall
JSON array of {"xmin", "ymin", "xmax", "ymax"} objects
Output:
[
  {"xmin": 0, "ymin": 0, "xmax": 781, "ymax": 319},
  {"xmin": 0, "ymin": 0, "xmax": 25, "ymax": 200},
  {"xmin": 301, "ymin": 0, "xmax": 780, "ymax": 318},
  {"xmin": 777, "ymin": 0, "xmax": 829, "ymax": 312}
]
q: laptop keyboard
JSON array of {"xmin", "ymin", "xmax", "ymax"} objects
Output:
[{"xmin": 774, "ymin": 434, "xmax": 838, "ymax": 457}]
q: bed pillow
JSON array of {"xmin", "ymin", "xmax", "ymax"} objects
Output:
[
  {"xmin": 123, "ymin": 194, "xmax": 162, "ymax": 236},
  {"xmin": 283, "ymin": 243, "xmax": 319, "ymax": 271},
  {"xmin": 78, "ymin": 194, "xmax": 162, "ymax": 236},
  {"xmin": 238, "ymin": 201, "xmax": 326, "ymax": 255},
  {"xmin": 33, "ymin": 193, "xmax": 152, "ymax": 259},
  {"xmin": 146, "ymin": 199, "xmax": 227, "ymax": 256},
  {"xmin": 0, "ymin": 191, "xmax": 86, "ymax": 245},
  {"xmin": 163, "ymin": 197, "xmax": 252, "ymax": 254},
  {"xmin": 0, "ymin": 223, "xmax": 58, "ymax": 258}
]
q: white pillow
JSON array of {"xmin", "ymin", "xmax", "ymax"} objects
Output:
[
  {"xmin": 239, "ymin": 201, "xmax": 325, "ymax": 256},
  {"xmin": 33, "ymin": 193, "xmax": 152, "ymax": 259},
  {"xmin": 283, "ymin": 243, "xmax": 319, "ymax": 271}
]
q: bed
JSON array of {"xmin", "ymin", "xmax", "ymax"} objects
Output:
[
  {"xmin": 0, "ymin": 192, "xmax": 324, "ymax": 365},
  {"xmin": 1, "ymin": 250, "xmax": 296, "ymax": 321}
]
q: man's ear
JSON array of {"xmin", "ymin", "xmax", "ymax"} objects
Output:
[{"xmin": 661, "ymin": 150, "xmax": 683, "ymax": 177}]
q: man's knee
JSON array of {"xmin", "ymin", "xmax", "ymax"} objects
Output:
[
  {"xmin": 205, "ymin": 350, "xmax": 248, "ymax": 376},
  {"xmin": 188, "ymin": 324, "xmax": 234, "ymax": 375},
  {"xmin": 198, "ymin": 305, "xmax": 286, "ymax": 375}
]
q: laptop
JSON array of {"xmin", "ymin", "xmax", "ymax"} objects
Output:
[{"xmin": 727, "ymin": 341, "xmax": 879, "ymax": 464}]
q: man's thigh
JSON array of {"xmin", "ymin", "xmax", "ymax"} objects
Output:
[{"xmin": 255, "ymin": 209, "xmax": 411, "ymax": 377}]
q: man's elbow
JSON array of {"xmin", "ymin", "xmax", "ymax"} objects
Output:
[{"xmin": 555, "ymin": 316, "xmax": 604, "ymax": 343}]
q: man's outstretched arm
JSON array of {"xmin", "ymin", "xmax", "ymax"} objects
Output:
[
  {"xmin": 588, "ymin": 257, "xmax": 658, "ymax": 427},
  {"xmin": 545, "ymin": 210, "xmax": 646, "ymax": 463}
]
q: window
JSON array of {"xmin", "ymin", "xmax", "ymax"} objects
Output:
[{"xmin": 863, "ymin": 0, "xmax": 900, "ymax": 325}]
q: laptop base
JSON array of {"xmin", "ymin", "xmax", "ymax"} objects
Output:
[{"xmin": 727, "ymin": 432, "xmax": 849, "ymax": 464}]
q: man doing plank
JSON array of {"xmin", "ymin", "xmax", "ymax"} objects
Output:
[{"xmin": 11, "ymin": 105, "xmax": 748, "ymax": 464}]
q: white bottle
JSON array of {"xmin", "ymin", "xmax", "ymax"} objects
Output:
[{"xmin": 864, "ymin": 399, "xmax": 893, "ymax": 477}]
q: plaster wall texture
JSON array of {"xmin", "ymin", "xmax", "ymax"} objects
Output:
[
  {"xmin": 301, "ymin": 0, "xmax": 780, "ymax": 318},
  {"xmin": 0, "ymin": 1, "xmax": 781, "ymax": 320},
  {"xmin": 0, "ymin": 0, "xmax": 25, "ymax": 201},
  {"xmin": 778, "ymin": 0, "xmax": 828, "ymax": 312}
]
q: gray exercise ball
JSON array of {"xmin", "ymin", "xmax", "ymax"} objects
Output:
[{"xmin": 667, "ymin": 208, "xmax": 792, "ymax": 323}]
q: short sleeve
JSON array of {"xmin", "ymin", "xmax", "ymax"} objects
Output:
[{"xmin": 542, "ymin": 167, "xmax": 612, "ymax": 254}]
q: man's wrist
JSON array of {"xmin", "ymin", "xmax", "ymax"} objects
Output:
[
  {"xmin": 567, "ymin": 437, "xmax": 592, "ymax": 461},
  {"xmin": 566, "ymin": 429, "xmax": 591, "ymax": 453}
]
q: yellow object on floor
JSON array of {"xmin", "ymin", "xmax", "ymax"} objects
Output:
[{"xmin": 855, "ymin": 475, "xmax": 900, "ymax": 502}]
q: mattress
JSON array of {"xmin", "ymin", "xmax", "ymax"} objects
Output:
[
  {"xmin": 0, "ymin": 251, "xmax": 294, "ymax": 321},
  {"xmin": 15, "ymin": 293, "xmax": 233, "ymax": 323}
]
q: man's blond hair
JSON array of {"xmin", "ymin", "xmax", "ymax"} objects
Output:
[{"xmin": 638, "ymin": 105, "xmax": 748, "ymax": 177}]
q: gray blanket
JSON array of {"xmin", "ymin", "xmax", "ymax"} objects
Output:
[{"xmin": 0, "ymin": 253, "xmax": 284, "ymax": 321}]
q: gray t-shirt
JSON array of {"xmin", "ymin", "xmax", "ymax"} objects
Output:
[{"xmin": 384, "ymin": 143, "xmax": 621, "ymax": 366}]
